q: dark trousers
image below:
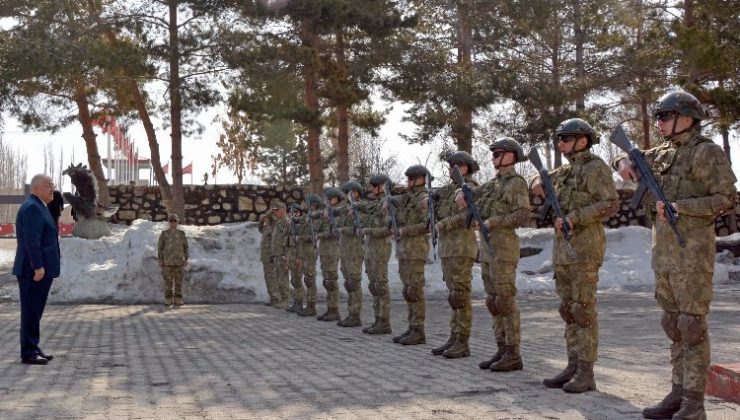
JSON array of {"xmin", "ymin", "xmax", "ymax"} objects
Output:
[{"xmin": 17, "ymin": 275, "xmax": 53, "ymax": 359}]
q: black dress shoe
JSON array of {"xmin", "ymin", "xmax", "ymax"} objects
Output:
[
  {"xmin": 21, "ymin": 355, "xmax": 48, "ymax": 365},
  {"xmin": 39, "ymin": 352, "xmax": 54, "ymax": 361}
]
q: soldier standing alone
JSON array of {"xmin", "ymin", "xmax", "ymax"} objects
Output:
[
  {"xmin": 158, "ymin": 214, "xmax": 189, "ymax": 307},
  {"xmin": 615, "ymin": 91, "xmax": 737, "ymax": 420},
  {"xmin": 531, "ymin": 119, "xmax": 619, "ymax": 393}
]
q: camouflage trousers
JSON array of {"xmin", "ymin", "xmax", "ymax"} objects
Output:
[
  {"xmin": 162, "ymin": 265, "xmax": 184, "ymax": 305},
  {"xmin": 655, "ymin": 271, "xmax": 712, "ymax": 393},
  {"xmin": 261, "ymin": 257, "xmax": 278, "ymax": 304},
  {"xmin": 301, "ymin": 252, "xmax": 318, "ymax": 307},
  {"xmin": 555, "ymin": 265, "xmax": 599, "ymax": 363},
  {"xmin": 288, "ymin": 250, "xmax": 304, "ymax": 308},
  {"xmin": 481, "ymin": 261, "xmax": 521, "ymax": 346},
  {"xmin": 320, "ymin": 254, "xmax": 340, "ymax": 310},
  {"xmin": 399, "ymin": 259, "xmax": 426, "ymax": 329},
  {"xmin": 441, "ymin": 256, "xmax": 474, "ymax": 336},
  {"xmin": 340, "ymin": 252, "xmax": 364, "ymax": 316},
  {"xmin": 272, "ymin": 256, "xmax": 290, "ymax": 305},
  {"xmin": 366, "ymin": 258, "xmax": 390, "ymax": 322}
]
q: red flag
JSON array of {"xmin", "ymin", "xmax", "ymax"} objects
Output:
[
  {"xmin": 182, "ymin": 162, "xmax": 193, "ymax": 175},
  {"xmin": 162, "ymin": 162, "xmax": 169, "ymax": 174}
]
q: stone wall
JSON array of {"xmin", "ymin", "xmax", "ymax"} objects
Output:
[{"xmin": 109, "ymin": 184, "xmax": 304, "ymax": 225}]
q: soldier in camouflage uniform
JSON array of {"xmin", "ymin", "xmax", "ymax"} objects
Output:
[
  {"xmin": 474, "ymin": 138, "xmax": 531, "ymax": 372},
  {"xmin": 389, "ymin": 165, "xmax": 431, "ymax": 345},
  {"xmin": 532, "ymin": 119, "xmax": 619, "ymax": 393},
  {"xmin": 430, "ymin": 151, "xmax": 479, "ymax": 359},
  {"xmin": 296, "ymin": 195, "xmax": 322, "ymax": 317},
  {"xmin": 286, "ymin": 204, "xmax": 305, "ymax": 313},
  {"xmin": 316, "ymin": 188, "xmax": 343, "ymax": 322},
  {"xmin": 157, "ymin": 214, "xmax": 189, "ymax": 306},
  {"xmin": 615, "ymin": 91, "xmax": 736, "ymax": 420},
  {"xmin": 259, "ymin": 212, "xmax": 279, "ymax": 306},
  {"xmin": 335, "ymin": 181, "xmax": 366, "ymax": 327},
  {"xmin": 269, "ymin": 200, "xmax": 291, "ymax": 309},
  {"xmin": 361, "ymin": 175, "xmax": 394, "ymax": 334}
]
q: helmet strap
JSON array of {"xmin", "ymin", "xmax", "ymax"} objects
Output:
[{"xmin": 666, "ymin": 115, "xmax": 693, "ymax": 140}]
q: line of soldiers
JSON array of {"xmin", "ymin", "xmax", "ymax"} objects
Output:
[{"xmin": 258, "ymin": 91, "xmax": 736, "ymax": 420}]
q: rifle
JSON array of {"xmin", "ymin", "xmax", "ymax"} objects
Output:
[
  {"xmin": 324, "ymin": 195, "xmax": 338, "ymax": 237},
  {"xmin": 609, "ymin": 125, "xmax": 686, "ymax": 247},
  {"xmin": 527, "ymin": 149, "xmax": 576, "ymax": 260},
  {"xmin": 450, "ymin": 165, "xmax": 493, "ymax": 258},
  {"xmin": 347, "ymin": 193, "xmax": 364, "ymax": 239},
  {"xmin": 288, "ymin": 203, "xmax": 300, "ymax": 248},
  {"xmin": 384, "ymin": 181, "xmax": 400, "ymax": 244},
  {"xmin": 307, "ymin": 207, "xmax": 318, "ymax": 249},
  {"xmin": 426, "ymin": 173, "xmax": 438, "ymax": 261}
]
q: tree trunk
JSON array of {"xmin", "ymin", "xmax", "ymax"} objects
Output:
[
  {"xmin": 573, "ymin": 0, "xmax": 585, "ymax": 112},
  {"xmin": 455, "ymin": 0, "xmax": 473, "ymax": 153},
  {"xmin": 73, "ymin": 85, "xmax": 111, "ymax": 206},
  {"xmin": 684, "ymin": 0, "xmax": 699, "ymax": 83},
  {"xmin": 551, "ymin": 27, "xmax": 562, "ymax": 168},
  {"xmin": 640, "ymin": 94, "xmax": 651, "ymax": 149},
  {"xmin": 335, "ymin": 30, "xmax": 350, "ymax": 184},
  {"xmin": 168, "ymin": 0, "xmax": 185, "ymax": 218},
  {"xmin": 301, "ymin": 19, "xmax": 324, "ymax": 194}
]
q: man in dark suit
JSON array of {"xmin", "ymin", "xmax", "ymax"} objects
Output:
[{"xmin": 13, "ymin": 174, "xmax": 61, "ymax": 365}]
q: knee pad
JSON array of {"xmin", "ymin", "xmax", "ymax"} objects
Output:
[
  {"xmin": 486, "ymin": 293, "xmax": 499, "ymax": 316},
  {"xmin": 344, "ymin": 278, "xmax": 361, "ymax": 293},
  {"xmin": 290, "ymin": 276, "xmax": 302, "ymax": 288},
  {"xmin": 660, "ymin": 311, "xmax": 681, "ymax": 343},
  {"xmin": 559, "ymin": 299, "xmax": 575, "ymax": 324},
  {"xmin": 448, "ymin": 289, "xmax": 468, "ymax": 310},
  {"xmin": 402, "ymin": 285, "xmax": 421, "ymax": 303},
  {"xmin": 322, "ymin": 278, "xmax": 338, "ymax": 291},
  {"xmin": 368, "ymin": 281, "xmax": 378, "ymax": 296},
  {"xmin": 303, "ymin": 274, "xmax": 315, "ymax": 289},
  {"xmin": 677, "ymin": 313, "xmax": 707, "ymax": 346},
  {"xmin": 495, "ymin": 294, "xmax": 516, "ymax": 316},
  {"xmin": 571, "ymin": 302, "xmax": 595, "ymax": 328},
  {"xmin": 376, "ymin": 281, "xmax": 389, "ymax": 297}
]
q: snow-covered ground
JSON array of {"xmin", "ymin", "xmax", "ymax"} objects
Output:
[{"xmin": 1, "ymin": 221, "xmax": 739, "ymax": 304}]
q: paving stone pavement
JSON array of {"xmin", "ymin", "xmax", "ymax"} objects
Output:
[{"xmin": 0, "ymin": 289, "xmax": 739, "ymax": 420}]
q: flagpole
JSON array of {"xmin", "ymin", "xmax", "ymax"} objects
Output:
[{"xmin": 106, "ymin": 118, "xmax": 112, "ymax": 182}]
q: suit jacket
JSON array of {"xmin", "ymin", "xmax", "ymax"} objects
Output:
[{"xmin": 13, "ymin": 194, "xmax": 61, "ymax": 279}]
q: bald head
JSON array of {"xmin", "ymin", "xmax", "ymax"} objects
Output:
[{"xmin": 30, "ymin": 174, "xmax": 54, "ymax": 204}]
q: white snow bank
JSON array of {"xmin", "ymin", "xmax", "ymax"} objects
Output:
[{"xmin": 1, "ymin": 222, "xmax": 738, "ymax": 303}]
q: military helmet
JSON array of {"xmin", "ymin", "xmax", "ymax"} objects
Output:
[
  {"xmin": 404, "ymin": 164, "xmax": 430, "ymax": 179},
  {"xmin": 324, "ymin": 187, "xmax": 343, "ymax": 200},
  {"xmin": 652, "ymin": 91, "xmax": 705, "ymax": 121},
  {"xmin": 341, "ymin": 180, "xmax": 363, "ymax": 194},
  {"xmin": 305, "ymin": 193, "xmax": 322, "ymax": 208},
  {"xmin": 489, "ymin": 137, "xmax": 527, "ymax": 162},
  {"xmin": 368, "ymin": 174, "xmax": 390, "ymax": 187},
  {"xmin": 555, "ymin": 118, "xmax": 599, "ymax": 145},
  {"xmin": 446, "ymin": 151, "xmax": 480, "ymax": 174}
]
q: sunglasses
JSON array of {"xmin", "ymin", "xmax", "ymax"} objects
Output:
[
  {"xmin": 492, "ymin": 151, "xmax": 508, "ymax": 159},
  {"xmin": 654, "ymin": 112, "xmax": 677, "ymax": 123},
  {"xmin": 557, "ymin": 135, "xmax": 578, "ymax": 143}
]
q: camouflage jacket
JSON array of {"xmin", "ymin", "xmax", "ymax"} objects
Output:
[
  {"xmin": 158, "ymin": 228, "xmax": 189, "ymax": 266},
  {"xmin": 393, "ymin": 184, "xmax": 430, "ymax": 260},
  {"xmin": 259, "ymin": 216, "xmax": 274, "ymax": 262},
  {"xmin": 619, "ymin": 131, "xmax": 737, "ymax": 272},
  {"xmin": 336, "ymin": 201, "xmax": 365, "ymax": 260},
  {"xmin": 550, "ymin": 150, "xmax": 619, "ymax": 267},
  {"xmin": 317, "ymin": 205, "xmax": 340, "ymax": 257},
  {"xmin": 270, "ymin": 216, "xmax": 290, "ymax": 257},
  {"xmin": 296, "ymin": 211, "xmax": 319, "ymax": 261},
  {"xmin": 361, "ymin": 194, "xmax": 392, "ymax": 261},
  {"xmin": 434, "ymin": 174, "xmax": 479, "ymax": 259},
  {"xmin": 475, "ymin": 171, "xmax": 531, "ymax": 264}
]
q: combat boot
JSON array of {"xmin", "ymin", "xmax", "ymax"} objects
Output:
[
  {"xmin": 399, "ymin": 327, "xmax": 425, "ymax": 345},
  {"xmin": 431, "ymin": 333, "xmax": 457, "ymax": 356},
  {"xmin": 479, "ymin": 342, "xmax": 506, "ymax": 370},
  {"xmin": 443, "ymin": 334, "xmax": 471, "ymax": 359},
  {"xmin": 642, "ymin": 383, "xmax": 683, "ymax": 419},
  {"xmin": 362, "ymin": 317, "xmax": 378, "ymax": 334},
  {"xmin": 367, "ymin": 318, "xmax": 392, "ymax": 335},
  {"xmin": 298, "ymin": 304, "xmax": 317, "ymax": 317},
  {"xmin": 275, "ymin": 299, "xmax": 289, "ymax": 310},
  {"xmin": 337, "ymin": 313, "xmax": 361, "ymax": 327},
  {"xmin": 543, "ymin": 356, "xmax": 578, "ymax": 388},
  {"xmin": 393, "ymin": 329, "xmax": 410, "ymax": 343},
  {"xmin": 490, "ymin": 345, "xmax": 523, "ymax": 371},
  {"xmin": 671, "ymin": 390, "xmax": 705, "ymax": 420},
  {"xmin": 562, "ymin": 361, "xmax": 596, "ymax": 393},
  {"xmin": 286, "ymin": 302, "xmax": 299, "ymax": 313},
  {"xmin": 321, "ymin": 308, "xmax": 341, "ymax": 322}
]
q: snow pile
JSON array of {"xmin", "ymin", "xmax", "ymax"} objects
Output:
[{"xmin": 1, "ymin": 222, "xmax": 739, "ymax": 304}]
